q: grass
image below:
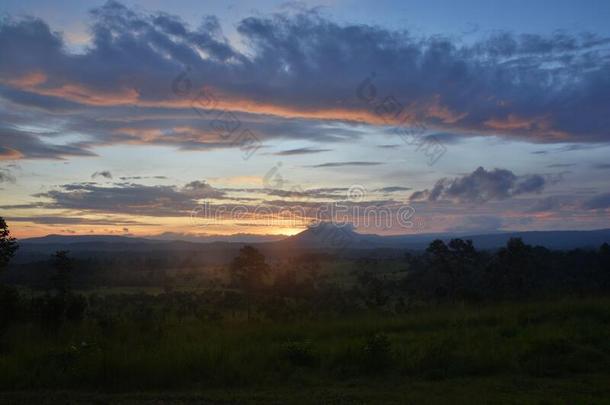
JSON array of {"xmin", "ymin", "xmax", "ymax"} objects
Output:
[{"xmin": 1, "ymin": 296, "xmax": 609, "ymax": 403}]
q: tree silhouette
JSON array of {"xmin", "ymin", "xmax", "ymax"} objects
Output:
[
  {"xmin": 488, "ymin": 237, "xmax": 540, "ymax": 297},
  {"xmin": 0, "ymin": 217, "xmax": 18, "ymax": 274},
  {"xmin": 424, "ymin": 238, "xmax": 480, "ymax": 301},
  {"xmin": 425, "ymin": 239, "xmax": 453, "ymax": 299},
  {"xmin": 230, "ymin": 245, "xmax": 269, "ymax": 319},
  {"xmin": 51, "ymin": 250, "xmax": 72, "ymax": 296}
]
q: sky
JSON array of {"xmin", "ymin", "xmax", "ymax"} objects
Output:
[{"xmin": 1, "ymin": 0, "xmax": 610, "ymax": 239}]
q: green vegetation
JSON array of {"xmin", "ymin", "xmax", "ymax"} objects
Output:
[
  {"xmin": 0, "ymin": 297, "xmax": 609, "ymax": 403},
  {"xmin": 1, "ymin": 217, "xmax": 610, "ymax": 402}
]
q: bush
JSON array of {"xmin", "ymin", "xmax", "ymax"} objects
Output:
[
  {"xmin": 361, "ymin": 333, "xmax": 392, "ymax": 373},
  {"xmin": 65, "ymin": 294, "xmax": 87, "ymax": 322},
  {"xmin": 520, "ymin": 338, "xmax": 610, "ymax": 376},
  {"xmin": 281, "ymin": 341, "xmax": 317, "ymax": 367},
  {"xmin": 0, "ymin": 284, "xmax": 21, "ymax": 329}
]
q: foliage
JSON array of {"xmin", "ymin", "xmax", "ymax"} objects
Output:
[
  {"xmin": 0, "ymin": 296, "xmax": 608, "ymax": 396},
  {"xmin": 51, "ymin": 250, "xmax": 72, "ymax": 296},
  {"xmin": 0, "ymin": 216, "xmax": 18, "ymax": 273},
  {"xmin": 230, "ymin": 245, "xmax": 269, "ymax": 290}
]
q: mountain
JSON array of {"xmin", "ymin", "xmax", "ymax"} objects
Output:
[
  {"xmin": 278, "ymin": 223, "xmax": 610, "ymax": 251},
  {"xmin": 21, "ymin": 234, "xmax": 154, "ymax": 244},
  {"xmin": 147, "ymin": 232, "xmax": 287, "ymax": 244},
  {"xmin": 16, "ymin": 226, "xmax": 610, "ymax": 260}
]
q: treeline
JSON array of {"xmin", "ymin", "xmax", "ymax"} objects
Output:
[
  {"xmin": 1, "ymin": 213, "xmax": 610, "ymax": 329},
  {"xmin": 401, "ymin": 238, "xmax": 610, "ymax": 302},
  {"xmin": 4, "ymin": 251, "xmax": 216, "ymax": 288}
]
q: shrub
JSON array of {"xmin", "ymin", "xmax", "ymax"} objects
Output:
[
  {"xmin": 361, "ymin": 332, "xmax": 392, "ymax": 373},
  {"xmin": 281, "ymin": 341, "xmax": 317, "ymax": 368},
  {"xmin": 0, "ymin": 284, "xmax": 21, "ymax": 330}
]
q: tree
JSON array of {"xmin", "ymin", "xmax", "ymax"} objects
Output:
[
  {"xmin": 51, "ymin": 250, "xmax": 72, "ymax": 296},
  {"xmin": 230, "ymin": 246, "xmax": 269, "ymax": 319},
  {"xmin": 425, "ymin": 239, "xmax": 453, "ymax": 299},
  {"xmin": 447, "ymin": 238, "xmax": 479, "ymax": 299},
  {"xmin": 0, "ymin": 217, "xmax": 18, "ymax": 274},
  {"xmin": 489, "ymin": 238, "xmax": 537, "ymax": 297},
  {"xmin": 0, "ymin": 218, "xmax": 19, "ymax": 330},
  {"xmin": 424, "ymin": 239, "xmax": 480, "ymax": 301}
]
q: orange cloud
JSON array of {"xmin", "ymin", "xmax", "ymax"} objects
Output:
[
  {"xmin": 0, "ymin": 148, "xmax": 23, "ymax": 160},
  {"xmin": 1, "ymin": 73, "xmax": 569, "ymax": 142},
  {"xmin": 116, "ymin": 126, "xmax": 227, "ymax": 144},
  {"xmin": 2, "ymin": 71, "xmax": 47, "ymax": 87},
  {"xmin": 485, "ymin": 114, "xmax": 537, "ymax": 131}
]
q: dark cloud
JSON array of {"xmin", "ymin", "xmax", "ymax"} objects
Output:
[
  {"xmin": 7, "ymin": 216, "xmax": 153, "ymax": 226},
  {"xmin": 307, "ymin": 161, "xmax": 383, "ymax": 168},
  {"xmin": 447, "ymin": 215, "xmax": 504, "ymax": 233},
  {"xmin": 375, "ymin": 186, "xmax": 411, "ymax": 193},
  {"xmin": 547, "ymin": 163, "xmax": 574, "ymax": 168},
  {"xmin": 422, "ymin": 133, "xmax": 463, "ymax": 145},
  {"xmin": 272, "ymin": 147, "xmax": 332, "ymax": 156},
  {"xmin": 119, "ymin": 175, "xmax": 168, "ymax": 180},
  {"xmin": 0, "ymin": 3, "xmax": 609, "ymax": 162},
  {"xmin": 512, "ymin": 174, "xmax": 546, "ymax": 195},
  {"xmin": 262, "ymin": 187, "xmax": 351, "ymax": 200},
  {"xmin": 15, "ymin": 180, "xmax": 226, "ymax": 216},
  {"xmin": 533, "ymin": 144, "xmax": 600, "ymax": 155},
  {"xmin": 410, "ymin": 167, "xmax": 546, "ymax": 203},
  {"xmin": 583, "ymin": 193, "xmax": 610, "ymax": 210},
  {"xmin": 528, "ymin": 196, "xmax": 566, "ymax": 212},
  {"xmin": 92, "ymin": 170, "xmax": 113, "ymax": 179},
  {"xmin": 0, "ymin": 126, "xmax": 96, "ymax": 160},
  {"xmin": 220, "ymin": 186, "xmax": 350, "ymax": 200},
  {"xmin": 593, "ymin": 163, "xmax": 610, "ymax": 170},
  {"xmin": 183, "ymin": 180, "xmax": 225, "ymax": 198},
  {"xmin": 377, "ymin": 144, "xmax": 400, "ymax": 149}
]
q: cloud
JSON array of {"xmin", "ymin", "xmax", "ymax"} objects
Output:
[
  {"xmin": 410, "ymin": 166, "xmax": 547, "ymax": 203},
  {"xmin": 422, "ymin": 133, "xmax": 463, "ymax": 145},
  {"xmin": 0, "ymin": 167, "xmax": 16, "ymax": 183},
  {"xmin": 532, "ymin": 144, "xmax": 600, "ymax": 156},
  {"xmin": 375, "ymin": 186, "xmax": 411, "ymax": 193},
  {"xmin": 218, "ymin": 186, "xmax": 352, "ymax": 200},
  {"xmin": 13, "ymin": 180, "xmax": 226, "ymax": 217},
  {"xmin": 183, "ymin": 180, "xmax": 225, "ymax": 198},
  {"xmin": 307, "ymin": 161, "xmax": 383, "ymax": 168},
  {"xmin": 7, "ymin": 216, "xmax": 152, "ymax": 226},
  {"xmin": 0, "ymin": 3, "xmax": 609, "ymax": 163},
  {"xmin": 92, "ymin": 170, "xmax": 113, "ymax": 179},
  {"xmin": 447, "ymin": 215, "xmax": 504, "ymax": 233},
  {"xmin": 272, "ymin": 147, "xmax": 331, "ymax": 156},
  {"xmin": 593, "ymin": 163, "xmax": 610, "ymax": 170},
  {"xmin": 583, "ymin": 193, "xmax": 610, "ymax": 210},
  {"xmin": 0, "ymin": 126, "xmax": 96, "ymax": 160},
  {"xmin": 118, "ymin": 175, "xmax": 168, "ymax": 180},
  {"xmin": 547, "ymin": 163, "xmax": 574, "ymax": 168},
  {"xmin": 528, "ymin": 196, "xmax": 566, "ymax": 212}
]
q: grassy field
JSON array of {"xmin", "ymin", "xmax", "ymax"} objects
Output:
[{"xmin": 1, "ymin": 296, "xmax": 610, "ymax": 403}]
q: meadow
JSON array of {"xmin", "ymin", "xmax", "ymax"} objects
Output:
[
  {"xmin": 1, "ymin": 296, "xmax": 609, "ymax": 404},
  {"xmin": 2, "ymin": 233, "xmax": 610, "ymax": 403}
]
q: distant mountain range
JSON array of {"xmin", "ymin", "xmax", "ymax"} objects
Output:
[
  {"xmin": 281, "ymin": 223, "xmax": 610, "ymax": 251},
  {"xmin": 21, "ymin": 232, "xmax": 286, "ymax": 245},
  {"xmin": 19, "ymin": 225, "xmax": 610, "ymax": 253}
]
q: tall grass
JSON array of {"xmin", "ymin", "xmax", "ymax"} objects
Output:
[{"xmin": 0, "ymin": 296, "xmax": 609, "ymax": 392}]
